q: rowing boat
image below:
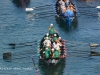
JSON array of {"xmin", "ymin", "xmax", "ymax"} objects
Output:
[
  {"xmin": 37, "ymin": 33, "xmax": 67, "ymax": 65},
  {"xmin": 55, "ymin": 0, "xmax": 77, "ymax": 26}
]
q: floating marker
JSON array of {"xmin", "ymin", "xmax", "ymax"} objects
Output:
[
  {"xmin": 26, "ymin": 8, "xmax": 34, "ymax": 11},
  {"xmin": 96, "ymin": 6, "xmax": 100, "ymax": 8},
  {"xmin": 90, "ymin": 43, "xmax": 99, "ymax": 47}
]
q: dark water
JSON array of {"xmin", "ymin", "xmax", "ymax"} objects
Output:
[{"xmin": 0, "ymin": 0, "xmax": 100, "ymax": 75}]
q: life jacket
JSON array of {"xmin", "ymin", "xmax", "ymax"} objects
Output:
[{"xmin": 49, "ymin": 27, "xmax": 54, "ymax": 35}]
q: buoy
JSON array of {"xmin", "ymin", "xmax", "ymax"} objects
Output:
[
  {"xmin": 90, "ymin": 44, "xmax": 99, "ymax": 47},
  {"xmin": 3, "ymin": 52, "xmax": 12, "ymax": 60},
  {"xmin": 96, "ymin": 6, "xmax": 100, "ymax": 8}
]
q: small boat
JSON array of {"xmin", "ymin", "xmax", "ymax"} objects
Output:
[
  {"xmin": 55, "ymin": 0, "xmax": 77, "ymax": 26},
  {"xmin": 38, "ymin": 33, "xmax": 67, "ymax": 65},
  {"xmin": 90, "ymin": 50, "xmax": 100, "ymax": 56}
]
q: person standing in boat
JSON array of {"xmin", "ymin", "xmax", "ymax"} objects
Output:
[{"xmin": 48, "ymin": 23, "xmax": 58, "ymax": 37}]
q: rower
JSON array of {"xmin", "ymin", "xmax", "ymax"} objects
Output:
[
  {"xmin": 43, "ymin": 37, "xmax": 51, "ymax": 48},
  {"xmin": 51, "ymin": 48, "xmax": 60, "ymax": 58},
  {"xmin": 53, "ymin": 41, "xmax": 61, "ymax": 52},
  {"xmin": 52, "ymin": 34, "xmax": 58, "ymax": 42}
]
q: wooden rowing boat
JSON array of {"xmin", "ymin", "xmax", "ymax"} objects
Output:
[{"xmin": 37, "ymin": 33, "xmax": 67, "ymax": 65}]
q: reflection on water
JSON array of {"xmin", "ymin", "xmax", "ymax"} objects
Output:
[
  {"xmin": 39, "ymin": 59, "xmax": 66, "ymax": 75},
  {"xmin": 12, "ymin": 0, "xmax": 30, "ymax": 8},
  {"xmin": 55, "ymin": 16, "xmax": 78, "ymax": 32}
]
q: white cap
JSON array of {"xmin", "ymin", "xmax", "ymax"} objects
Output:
[
  {"xmin": 50, "ymin": 23, "xmax": 53, "ymax": 27},
  {"xmin": 46, "ymin": 33, "xmax": 49, "ymax": 36},
  {"xmin": 52, "ymin": 48, "xmax": 54, "ymax": 51},
  {"xmin": 54, "ymin": 34, "xmax": 57, "ymax": 36},
  {"xmin": 46, "ymin": 47, "xmax": 48, "ymax": 50},
  {"xmin": 59, "ymin": 37, "xmax": 61, "ymax": 39}
]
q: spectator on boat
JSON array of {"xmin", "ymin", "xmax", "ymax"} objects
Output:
[
  {"xmin": 65, "ymin": 5, "xmax": 75, "ymax": 17},
  {"xmin": 64, "ymin": 0, "xmax": 70, "ymax": 7},
  {"xmin": 59, "ymin": 0, "xmax": 66, "ymax": 15},
  {"xmin": 55, "ymin": 0, "xmax": 61, "ymax": 15},
  {"xmin": 59, "ymin": 0, "xmax": 65, "ymax": 6},
  {"xmin": 61, "ymin": 7, "xmax": 68, "ymax": 17},
  {"xmin": 68, "ymin": 2, "xmax": 76, "ymax": 12},
  {"xmin": 48, "ymin": 23, "xmax": 58, "ymax": 37}
]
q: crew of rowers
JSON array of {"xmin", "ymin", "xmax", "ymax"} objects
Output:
[
  {"xmin": 39, "ymin": 24, "xmax": 66, "ymax": 59},
  {"xmin": 56, "ymin": 0, "xmax": 77, "ymax": 17}
]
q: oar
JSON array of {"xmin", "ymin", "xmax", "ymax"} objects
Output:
[
  {"xmin": 8, "ymin": 43, "xmax": 34, "ymax": 48},
  {"xmin": 32, "ymin": 58, "xmax": 40, "ymax": 75},
  {"xmin": 26, "ymin": 4, "xmax": 52, "ymax": 11},
  {"xmin": 8, "ymin": 41, "xmax": 37, "ymax": 48}
]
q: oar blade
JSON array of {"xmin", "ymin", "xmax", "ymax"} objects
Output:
[{"xmin": 26, "ymin": 8, "xmax": 34, "ymax": 11}]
